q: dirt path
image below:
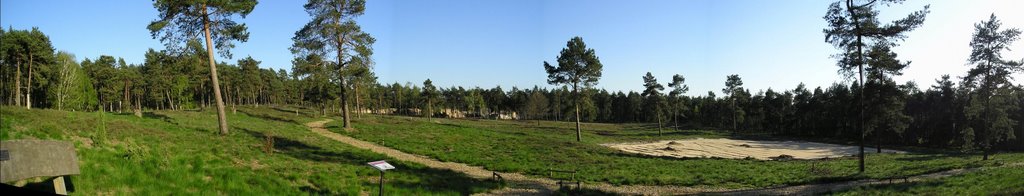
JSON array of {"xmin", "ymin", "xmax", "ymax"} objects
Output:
[{"xmin": 305, "ymin": 119, "xmax": 1019, "ymax": 195}]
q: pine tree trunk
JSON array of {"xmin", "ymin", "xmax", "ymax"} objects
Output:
[
  {"xmin": 356, "ymin": 84, "xmax": 362, "ymax": 119},
  {"xmin": 334, "ymin": 3, "xmax": 352, "ymax": 128},
  {"xmin": 575, "ymin": 102, "xmax": 582, "ymax": 142},
  {"xmin": 846, "ymin": 0, "xmax": 867, "ymax": 173},
  {"xmin": 658, "ymin": 114, "xmax": 663, "ymax": 137},
  {"xmin": 673, "ymin": 111, "xmax": 679, "ymax": 131},
  {"xmin": 27, "ymin": 54, "xmax": 33, "ymax": 109},
  {"xmin": 877, "ymin": 140, "xmax": 882, "ymax": 153},
  {"xmin": 203, "ymin": 4, "xmax": 230, "ymax": 135},
  {"xmin": 135, "ymin": 95, "xmax": 142, "ymax": 117},
  {"xmin": 574, "ymin": 85, "xmax": 582, "ymax": 142},
  {"xmin": 983, "ymin": 148, "xmax": 990, "ymax": 160},
  {"xmin": 166, "ymin": 90, "xmax": 173, "ymax": 110},
  {"xmin": 731, "ymin": 99, "xmax": 736, "ymax": 133},
  {"xmin": 122, "ymin": 81, "xmax": 128, "ymax": 113},
  {"xmin": 15, "ymin": 58, "xmax": 22, "ymax": 107}
]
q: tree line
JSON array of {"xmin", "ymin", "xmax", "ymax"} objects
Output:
[{"xmin": 1, "ymin": 0, "xmax": 1021, "ymax": 156}]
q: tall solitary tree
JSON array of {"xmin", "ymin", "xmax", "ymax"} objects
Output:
[
  {"xmin": 148, "ymin": 0, "xmax": 257, "ymax": 135},
  {"xmin": 291, "ymin": 0, "xmax": 375, "ymax": 129},
  {"xmin": 544, "ymin": 36, "xmax": 603, "ymax": 142},
  {"xmin": 723, "ymin": 74, "xmax": 744, "ymax": 132},
  {"xmin": 667, "ymin": 74, "xmax": 689, "ymax": 130},
  {"xmin": 962, "ymin": 14, "xmax": 1021, "ymax": 160},
  {"xmin": 641, "ymin": 72, "xmax": 666, "ymax": 136},
  {"xmin": 823, "ymin": 0, "xmax": 929, "ymax": 172}
]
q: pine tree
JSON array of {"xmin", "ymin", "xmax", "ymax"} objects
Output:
[
  {"xmin": 962, "ymin": 14, "xmax": 1022, "ymax": 160},
  {"xmin": 291, "ymin": 0, "xmax": 375, "ymax": 129},
  {"xmin": 543, "ymin": 37, "xmax": 603, "ymax": 142},
  {"xmin": 148, "ymin": 0, "xmax": 257, "ymax": 135}
]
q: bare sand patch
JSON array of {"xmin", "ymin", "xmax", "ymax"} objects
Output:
[{"xmin": 603, "ymin": 138, "xmax": 903, "ymax": 160}]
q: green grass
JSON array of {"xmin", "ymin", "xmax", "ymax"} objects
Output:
[
  {"xmin": 0, "ymin": 106, "xmax": 499, "ymax": 195},
  {"xmin": 834, "ymin": 165, "xmax": 1024, "ymax": 195},
  {"xmin": 327, "ymin": 114, "xmax": 1024, "ymax": 189}
]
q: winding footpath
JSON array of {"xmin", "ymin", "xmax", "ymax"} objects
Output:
[{"xmin": 305, "ymin": 119, "xmax": 1022, "ymax": 195}]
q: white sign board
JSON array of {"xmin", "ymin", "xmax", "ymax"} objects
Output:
[{"xmin": 367, "ymin": 160, "xmax": 395, "ymax": 171}]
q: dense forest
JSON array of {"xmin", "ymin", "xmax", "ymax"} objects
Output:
[{"xmin": 2, "ymin": 2, "xmax": 1022, "ymax": 154}]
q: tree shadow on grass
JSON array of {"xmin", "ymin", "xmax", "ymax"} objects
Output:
[
  {"xmin": 237, "ymin": 109, "xmax": 300, "ymax": 124},
  {"xmin": 806, "ymin": 173, "xmax": 865, "ymax": 185},
  {"xmin": 603, "ymin": 150, "xmax": 733, "ymax": 161},
  {"xmin": 270, "ymin": 106, "xmax": 314, "ymax": 117},
  {"xmin": 594, "ymin": 129, "xmax": 708, "ymax": 138},
  {"xmin": 554, "ymin": 187, "xmax": 617, "ymax": 196},
  {"xmin": 238, "ymin": 128, "xmax": 356, "ymax": 163},
  {"xmin": 239, "ymin": 127, "xmax": 390, "ymax": 167},
  {"xmin": 323, "ymin": 124, "xmax": 342, "ymax": 131},
  {"xmin": 361, "ymin": 162, "xmax": 502, "ymax": 195},
  {"xmin": 435, "ymin": 122, "xmax": 536, "ymax": 138},
  {"xmin": 893, "ymin": 153, "xmax": 973, "ymax": 162},
  {"xmin": 833, "ymin": 180, "xmax": 945, "ymax": 194},
  {"xmin": 135, "ymin": 111, "xmax": 175, "ymax": 125},
  {"xmin": 298, "ymin": 185, "xmax": 334, "ymax": 195},
  {"xmin": 238, "ymin": 127, "xmax": 501, "ymax": 194},
  {"xmin": 140, "ymin": 111, "xmax": 170, "ymax": 119}
]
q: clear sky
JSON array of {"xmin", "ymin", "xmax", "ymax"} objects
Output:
[{"xmin": 2, "ymin": 0, "xmax": 1022, "ymax": 96}]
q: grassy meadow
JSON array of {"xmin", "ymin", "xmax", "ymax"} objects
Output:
[
  {"xmin": 329, "ymin": 113, "xmax": 1024, "ymax": 189},
  {"xmin": 0, "ymin": 106, "xmax": 498, "ymax": 195},
  {"xmin": 834, "ymin": 165, "xmax": 1024, "ymax": 195},
  {"xmin": 3, "ymin": 105, "xmax": 1023, "ymax": 195}
]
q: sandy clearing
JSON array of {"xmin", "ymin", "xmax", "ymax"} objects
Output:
[{"xmin": 604, "ymin": 138, "xmax": 903, "ymax": 160}]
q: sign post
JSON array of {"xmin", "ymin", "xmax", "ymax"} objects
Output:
[{"xmin": 367, "ymin": 160, "xmax": 395, "ymax": 196}]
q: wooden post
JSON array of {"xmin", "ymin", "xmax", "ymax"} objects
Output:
[
  {"xmin": 378, "ymin": 170, "xmax": 385, "ymax": 196},
  {"xmin": 53, "ymin": 176, "xmax": 67, "ymax": 195}
]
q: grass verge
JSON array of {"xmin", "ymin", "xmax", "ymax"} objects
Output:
[{"xmin": 0, "ymin": 106, "xmax": 499, "ymax": 195}]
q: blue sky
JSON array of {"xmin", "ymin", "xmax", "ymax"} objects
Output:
[{"xmin": 2, "ymin": 0, "xmax": 1022, "ymax": 96}]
